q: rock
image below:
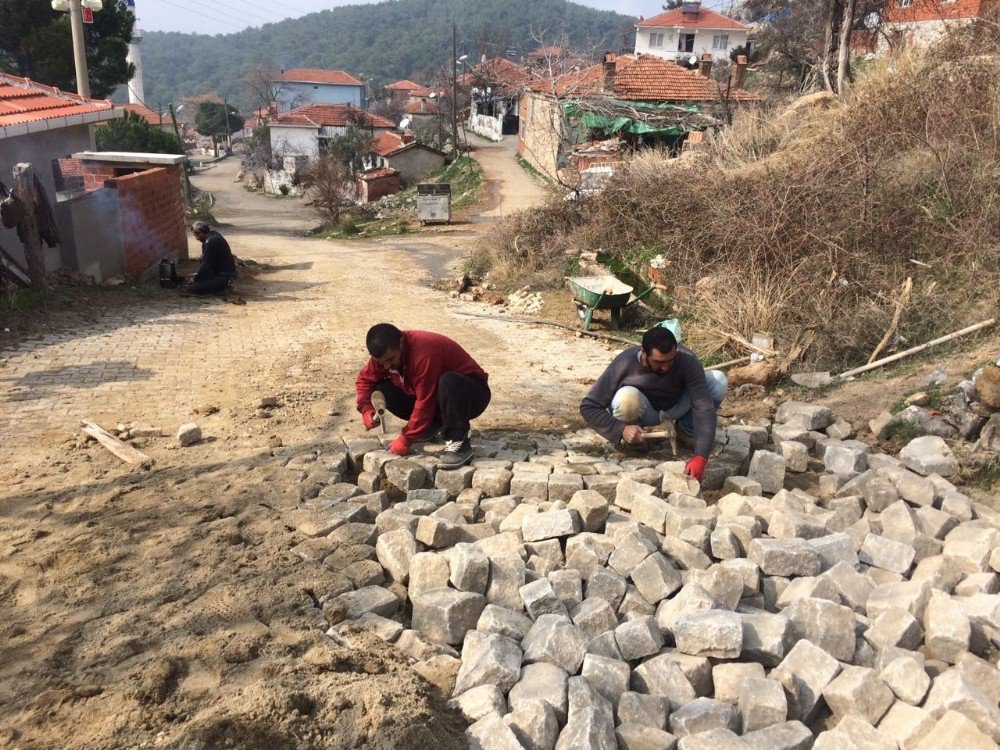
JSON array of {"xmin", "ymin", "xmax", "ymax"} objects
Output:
[
  {"xmin": 770, "ymin": 639, "xmax": 843, "ymax": 722},
  {"xmin": 741, "ymin": 611, "xmax": 791, "ymax": 666},
  {"xmin": 822, "ymin": 665, "xmax": 895, "ymax": 724},
  {"xmin": 510, "ymin": 472, "xmax": 549, "ymax": 501},
  {"xmin": 450, "ymin": 543, "xmax": 490, "ymax": 594},
  {"xmin": 581, "ymin": 653, "xmax": 631, "ymax": 709},
  {"xmin": 609, "ymin": 526, "xmax": 660, "ymax": 577},
  {"xmin": 411, "ymin": 588, "xmax": 486, "ymax": 645},
  {"xmin": 673, "ymin": 610, "xmax": 742, "ymax": 659},
  {"xmin": 631, "ymin": 654, "xmax": 697, "ymax": 708},
  {"xmin": 615, "ymin": 723, "xmax": 679, "ymax": 750},
  {"xmin": 454, "ymin": 631, "xmax": 523, "ymax": 696},
  {"xmin": 619, "ymin": 691, "xmax": 672, "ymax": 730},
  {"xmin": 779, "ymin": 441, "xmax": 809, "ymax": 473},
  {"xmin": 569, "ymin": 489, "xmax": 610, "ymax": 532},
  {"xmin": 860, "ymin": 533, "xmax": 916, "ymax": 575},
  {"xmin": 556, "ymin": 677, "xmax": 617, "ymax": 750},
  {"xmin": 450, "ymin": 684, "xmax": 507, "ymax": 722},
  {"xmin": 791, "ymin": 371, "xmax": 833, "ymax": 389},
  {"xmin": 713, "ymin": 662, "xmax": 765, "ymax": 705},
  {"xmin": 865, "ymin": 607, "xmax": 925, "ymax": 651},
  {"xmin": 408, "ymin": 551, "xmax": 451, "ymax": 595},
  {"xmin": 739, "ymin": 676, "xmax": 787, "ymax": 732},
  {"xmin": 747, "ymin": 450, "xmax": 786, "ymax": 495},
  {"xmin": 722, "ymin": 475, "xmax": 763, "ymax": 496},
  {"xmin": 385, "ymin": 459, "xmax": 427, "ymax": 491},
  {"xmin": 670, "ymin": 697, "xmax": 738, "ymax": 737},
  {"xmin": 748, "ymin": 538, "xmax": 821, "ymax": 577},
  {"xmin": 331, "ymin": 585, "xmax": 399, "ymax": 620},
  {"xmin": 878, "ymin": 702, "xmax": 936, "ymax": 749},
  {"xmin": 548, "ymin": 473, "xmax": 585, "ymax": 503},
  {"xmin": 472, "ymin": 467, "xmax": 513, "ymax": 496},
  {"xmin": 899, "ymin": 436, "xmax": 959, "ymax": 477},
  {"xmin": 522, "ymin": 614, "xmax": 589, "ymax": 674},
  {"xmin": 523, "ymin": 509, "xmax": 582, "ymax": 542},
  {"xmin": 675, "ymin": 728, "xmax": 746, "ymax": 749},
  {"xmin": 742, "ymin": 721, "xmax": 813, "ymax": 750},
  {"xmin": 177, "ymin": 422, "xmax": 202, "ymax": 446},
  {"xmin": 587, "ymin": 567, "xmax": 628, "ymax": 610},
  {"xmin": 923, "ymin": 591, "xmax": 971, "ymax": 663},
  {"xmin": 974, "ymin": 364, "xmax": 1000, "ymax": 410},
  {"xmin": 375, "ymin": 528, "xmax": 417, "ymax": 583},
  {"xmin": 776, "ymin": 401, "xmax": 834, "ymax": 429},
  {"xmin": 509, "ymin": 661, "xmax": 570, "ymax": 721},
  {"xmin": 520, "ymin": 578, "xmax": 569, "ymax": 620},
  {"xmin": 914, "ymin": 710, "xmax": 998, "ymax": 750},
  {"xmin": 615, "ymin": 617, "xmax": 664, "ymax": 661},
  {"xmin": 466, "ymin": 711, "xmax": 525, "ymax": 750},
  {"xmin": 415, "ymin": 516, "xmax": 462, "ymax": 548},
  {"xmin": 813, "ymin": 715, "xmax": 896, "ymax": 750},
  {"xmin": 506, "ymin": 701, "xmax": 560, "ymax": 750},
  {"xmin": 631, "ymin": 552, "xmax": 683, "ymax": 605},
  {"xmin": 478, "ymin": 603, "xmax": 533, "ymax": 642},
  {"xmin": 922, "ymin": 669, "xmax": 1000, "ymax": 742},
  {"xmin": 571, "ymin": 597, "xmax": 619, "ymax": 638},
  {"xmin": 879, "ymin": 651, "xmax": 931, "ymax": 705},
  {"xmin": 487, "ymin": 556, "xmax": 527, "ymax": 612}
]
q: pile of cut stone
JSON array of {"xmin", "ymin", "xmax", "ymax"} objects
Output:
[{"xmin": 284, "ymin": 401, "xmax": 1000, "ymax": 750}]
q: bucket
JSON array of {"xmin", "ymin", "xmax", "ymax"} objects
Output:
[{"xmin": 159, "ymin": 259, "xmax": 177, "ymax": 288}]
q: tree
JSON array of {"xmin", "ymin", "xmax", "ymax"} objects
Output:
[
  {"xmin": 662, "ymin": 0, "xmax": 683, "ymax": 9},
  {"xmin": 193, "ymin": 101, "xmax": 244, "ymax": 137},
  {"xmin": 96, "ymin": 110, "xmax": 183, "ymax": 153},
  {"xmin": 0, "ymin": 0, "xmax": 134, "ymax": 99}
]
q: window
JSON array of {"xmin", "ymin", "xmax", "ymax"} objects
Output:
[
  {"xmin": 712, "ymin": 34, "xmax": 729, "ymax": 50},
  {"xmin": 897, "ymin": 0, "xmax": 912, "ymax": 6},
  {"xmin": 649, "ymin": 32, "xmax": 664, "ymax": 48},
  {"xmin": 678, "ymin": 33, "xmax": 695, "ymax": 52}
]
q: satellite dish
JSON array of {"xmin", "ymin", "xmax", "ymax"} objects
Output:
[
  {"xmin": 862, "ymin": 11, "xmax": 879, "ymax": 28},
  {"xmin": 398, "ymin": 116, "xmax": 411, "ymax": 130},
  {"xmin": 429, "ymin": 92, "xmax": 437, "ymax": 98},
  {"xmin": 688, "ymin": 55, "xmax": 698, "ymax": 66}
]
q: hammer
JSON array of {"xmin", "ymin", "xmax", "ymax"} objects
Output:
[
  {"xmin": 370, "ymin": 391, "xmax": 387, "ymax": 435},
  {"xmin": 643, "ymin": 420, "xmax": 679, "ymax": 457}
]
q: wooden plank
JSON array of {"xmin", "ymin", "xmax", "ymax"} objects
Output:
[{"xmin": 81, "ymin": 420, "xmax": 154, "ymax": 468}]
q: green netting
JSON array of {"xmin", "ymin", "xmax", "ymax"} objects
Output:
[{"xmin": 564, "ymin": 98, "xmax": 704, "ymax": 136}]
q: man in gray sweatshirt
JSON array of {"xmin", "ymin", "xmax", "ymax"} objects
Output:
[{"xmin": 580, "ymin": 326, "xmax": 728, "ymax": 481}]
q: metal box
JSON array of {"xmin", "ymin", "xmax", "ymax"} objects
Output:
[{"xmin": 416, "ymin": 183, "xmax": 451, "ymax": 224}]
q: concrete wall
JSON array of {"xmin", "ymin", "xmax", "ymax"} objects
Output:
[
  {"xmin": 387, "ymin": 147, "xmax": 446, "ymax": 187},
  {"xmin": 0, "ymin": 125, "xmax": 94, "ymax": 273},
  {"xmin": 517, "ymin": 92, "xmax": 563, "ymax": 181},
  {"xmin": 876, "ymin": 17, "xmax": 975, "ymax": 54},
  {"xmin": 468, "ymin": 114, "xmax": 504, "ymax": 142},
  {"xmin": 270, "ymin": 126, "xmax": 319, "ymax": 159},
  {"xmin": 275, "ymin": 82, "xmax": 366, "ymax": 112},
  {"xmin": 635, "ymin": 27, "xmax": 749, "ymax": 61},
  {"xmin": 53, "ymin": 188, "xmax": 125, "ymax": 282}
]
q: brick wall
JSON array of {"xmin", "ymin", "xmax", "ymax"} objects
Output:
[
  {"xmin": 104, "ymin": 166, "xmax": 187, "ymax": 279},
  {"xmin": 884, "ymin": 0, "xmax": 984, "ymax": 23},
  {"xmin": 54, "ymin": 157, "xmax": 85, "ymax": 192}
]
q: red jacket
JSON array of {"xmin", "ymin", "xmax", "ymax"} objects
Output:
[{"xmin": 356, "ymin": 330, "xmax": 488, "ymax": 446}]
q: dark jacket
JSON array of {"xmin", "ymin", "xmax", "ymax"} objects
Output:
[
  {"xmin": 356, "ymin": 330, "xmax": 488, "ymax": 444},
  {"xmin": 580, "ymin": 345, "xmax": 716, "ymax": 458},
  {"xmin": 195, "ymin": 230, "xmax": 236, "ymax": 279}
]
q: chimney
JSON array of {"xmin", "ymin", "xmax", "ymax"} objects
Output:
[
  {"xmin": 731, "ymin": 55, "xmax": 747, "ymax": 88},
  {"xmin": 602, "ymin": 51, "xmax": 617, "ymax": 94},
  {"xmin": 401, "ymin": 129, "xmax": 415, "ymax": 144},
  {"xmin": 681, "ymin": 0, "xmax": 701, "ymax": 14},
  {"xmin": 698, "ymin": 52, "xmax": 713, "ymax": 78}
]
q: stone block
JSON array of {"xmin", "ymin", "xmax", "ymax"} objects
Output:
[
  {"xmin": 523, "ymin": 614, "xmax": 589, "ymax": 675},
  {"xmin": 748, "ymin": 538, "xmax": 821, "ymax": 577},
  {"xmin": 924, "ymin": 591, "xmax": 971, "ymax": 663},
  {"xmin": 548, "ymin": 568, "xmax": 583, "ymax": 611},
  {"xmin": 510, "ymin": 472, "xmax": 549, "ymax": 501},
  {"xmin": 615, "ymin": 616, "xmax": 664, "ymax": 661},
  {"xmin": 415, "ymin": 515, "xmax": 462, "ymax": 549},
  {"xmin": 522, "ymin": 509, "xmax": 582, "ymax": 542},
  {"xmin": 860, "ymin": 533, "xmax": 916, "ymax": 575},
  {"xmin": 375, "ymin": 528, "xmax": 417, "ymax": 583},
  {"xmin": 505, "ymin": 700, "xmax": 559, "ymax": 750},
  {"xmin": 747, "ymin": 450, "xmax": 786, "ymax": 495},
  {"xmin": 923, "ymin": 669, "xmax": 1000, "ymax": 742},
  {"xmin": 631, "ymin": 654, "xmax": 697, "ymax": 709},
  {"xmin": 556, "ymin": 676, "xmax": 617, "ymax": 750},
  {"xmin": 631, "ymin": 494, "xmax": 670, "ymax": 533},
  {"xmin": 779, "ymin": 441, "xmax": 809, "ymax": 473},
  {"xmin": 813, "ymin": 716, "xmax": 896, "ymax": 750},
  {"xmin": 454, "ymin": 631, "xmax": 523, "ymax": 696},
  {"xmin": 914, "ymin": 710, "xmax": 998, "ymax": 750},
  {"xmin": 739, "ymin": 676, "xmax": 787, "ymax": 732},
  {"xmin": 548, "ymin": 473, "xmax": 585, "ymax": 503},
  {"xmin": 570, "ymin": 597, "xmax": 619, "ymax": 639},
  {"xmin": 824, "ymin": 445, "xmax": 868, "ymax": 474},
  {"xmin": 670, "ymin": 697, "xmax": 738, "ymax": 737},
  {"xmin": 742, "ymin": 721, "xmax": 813, "ymax": 750},
  {"xmin": 823, "ymin": 665, "xmax": 895, "ymax": 724},
  {"xmin": 771, "ymin": 639, "xmax": 843, "ymax": 722},
  {"xmin": 615, "ymin": 723, "xmax": 679, "ymax": 750},
  {"xmin": 587, "ymin": 567, "xmax": 628, "ymax": 610},
  {"xmin": 331, "ymin": 585, "xmax": 399, "ymax": 620},
  {"xmin": 619, "ymin": 691, "xmax": 672, "ymax": 730},
  {"xmin": 520, "ymin": 578, "xmax": 569, "ymax": 620},
  {"xmin": 408, "ymin": 551, "xmax": 451, "ymax": 595},
  {"xmin": 448, "ymin": 683, "xmax": 506, "ymax": 722},
  {"xmin": 865, "ymin": 606, "xmax": 925, "ymax": 651},
  {"xmin": 487, "ymin": 555, "xmax": 527, "ymax": 612},
  {"xmin": 466, "ymin": 711, "xmax": 525, "ymax": 750},
  {"xmin": 508, "ymin": 661, "xmax": 569, "ymax": 722},
  {"xmin": 449, "ymin": 542, "xmax": 490, "ymax": 594},
  {"xmin": 878, "ymin": 702, "xmax": 936, "ymax": 750},
  {"xmin": 784, "ymin": 597, "xmax": 856, "ymax": 662},
  {"xmin": 673, "ymin": 610, "xmax": 742, "ymax": 658},
  {"xmin": 569, "ymin": 489, "xmax": 610, "ymax": 533},
  {"xmin": 900, "ymin": 436, "xmax": 959, "ymax": 477},
  {"xmin": 608, "ymin": 525, "xmax": 660, "ymax": 577},
  {"xmin": 775, "ymin": 401, "xmax": 834, "ymax": 429},
  {"xmin": 866, "ymin": 579, "xmax": 931, "ymax": 621},
  {"xmin": 384, "ymin": 458, "xmax": 427, "ymax": 492},
  {"xmin": 713, "ymin": 662, "xmax": 765, "ymax": 705},
  {"xmin": 662, "ymin": 472, "xmax": 701, "ymax": 497},
  {"xmin": 722, "ymin": 475, "xmax": 763, "ymax": 496},
  {"xmin": 435, "ymin": 465, "xmax": 475, "ymax": 497},
  {"xmin": 631, "ymin": 552, "xmax": 684, "ymax": 605},
  {"xmin": 472, "ymin": 467, "xmax": 513, "ymax": 497},
  {"xmin": 880, "ymin": 652, "xmax": 931, "ymax": 705},
  {"xmin": 478, "ymin": 603, "xmax": 533, "ymax": 642},
  {"xmin": 661, "ymin": 537, "xmax": 713, "ymax": 571},
  {"xmin": 581, "ymin": 653, "xmax": 630, "ymax": 709}
]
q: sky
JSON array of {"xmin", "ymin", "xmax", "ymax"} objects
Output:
[{"xmin": 132, "ymin": 0, "xmax": 663, "ymax": 36}]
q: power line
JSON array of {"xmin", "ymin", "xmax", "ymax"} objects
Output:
[
  {"xmin": 206, "ymin": 0, "xmax": 286, "ymax": 24},
  {"xmin": 156, "ymin": 0, "xmax": 252, "ymax": 30}
]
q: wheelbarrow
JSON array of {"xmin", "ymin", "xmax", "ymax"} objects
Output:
[{"xmin": 566, "ymin": 275, "xmax": 656, "ymax": 331}]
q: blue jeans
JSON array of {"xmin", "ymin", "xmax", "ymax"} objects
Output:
[{"xmin": 610, "ymin": 371, "xmax": 729, "ymax": 436}]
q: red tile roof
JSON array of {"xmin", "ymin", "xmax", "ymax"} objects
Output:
[
  {"xmin": 386, "ymin": 79, "xmax": 426, "ymax": 91},
  {"xmin": 638, "ymin": 7, "xmax": 748, "ymax": 30},
  {"xmin": 527, "ymin": 46, "xmax": 566, "ymax": 59},
  {"xmin": 403, "ymin": 99, "xmax": 441, "ymax": 115},
  {"xmin": 371, "ymin": 130, "xmax": 405, "ymax": 156},
  {"xmin": 614, "ymin": 55, "xmax": 760, "ymax": 102},
  {"xmin": 120, "ymin": 102, "xmax": 164, "ymax": 126},
  {"xmin": 529, "ymin": 54, "xmax": 759, "ymax": 103},
  {"xmin": 0, "ymin": 73, "xmax": 118, "ymax": 135},
  {"xmin": 275, "ymin": 68, "xmax": 365, "ymax": 85},
  {"xmin": 474, "ymin": 57, "xmax": 536, "ymax": 97},
  {"xmin": 357, "ymin": 166, "xmax": 399, "ymax": 180},
  {"xmin": 273, "ymin": 104, "xmax": 395, "ymax": 129}
]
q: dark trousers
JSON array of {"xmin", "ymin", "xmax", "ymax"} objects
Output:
[
  {"xmin": 375, "ymin": 372, "xmax": 491, "ymax": 441},
  {"xmin": 186, "ymin": 272, "xmax": 234, "ymax": 295}
]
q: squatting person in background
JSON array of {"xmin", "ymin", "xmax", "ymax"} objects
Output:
[
  {"xmin": 580, "ymin": 325, "xmax": 728, "ymax": 482},
  {"xmin": 186, "ymin": 221, "xmax": 236, "ymax": 295},
  {"xmin": 356, "ymin": 323, "xmax": 491, "ymax": 469}
]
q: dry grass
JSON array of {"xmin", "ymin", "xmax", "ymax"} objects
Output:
[{"xmin": 471, "ymin": 15, "xmax": 1000, "ymax": 369}]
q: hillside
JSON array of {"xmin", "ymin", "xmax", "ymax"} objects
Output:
[{"xmin": 136, "ymin": 0, "xmax": 636, "ymax": 110}]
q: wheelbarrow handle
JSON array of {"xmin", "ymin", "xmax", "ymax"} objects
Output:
[{"xmin": 627, "ymin": 286, "xmax": 657, "ymax": 305}]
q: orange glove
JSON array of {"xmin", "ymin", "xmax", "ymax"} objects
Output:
[
  {"xmin": 685, "ymin": 455, "xmax": 708, "ymax": 482},
  {"xmin": 362, "ymin": 409, "xmax": 378, "ymax": 430},
  {"xmin": 389, "ymin": 435, "xmax": 410, "ymax": 456}
]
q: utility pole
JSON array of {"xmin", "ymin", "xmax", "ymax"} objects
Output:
[
  {"xmin": 69, "ymin": 0, "xmax": 90, "ymax": 98},
  {"xmin": 451, "ymin": 24, "xmax": 459, "ymax": 158}
]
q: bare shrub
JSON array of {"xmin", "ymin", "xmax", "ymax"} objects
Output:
[
  {"xmin": 300, "ymin": 155, "xmax": 356, "ymax": 227},
  {"xmin": 474, "ymin": 13, "xmax": 1000, "ymax": 369}
]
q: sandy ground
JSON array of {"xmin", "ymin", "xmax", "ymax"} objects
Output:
[{"xmin": 0, "ymin": 134, "xmax": 996, "ymax": 749}]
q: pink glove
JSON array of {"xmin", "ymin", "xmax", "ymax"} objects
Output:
[
  {"xmin": 362, "ymin": 409, "xmax": 378, "ymax": 430},
  {"xmin": 389, "ymin": 435, "xmax": 410, "ymax": 457},
  {"xmin": 685, "ymin": 455, "xmax": 708, "ymax": 482}
]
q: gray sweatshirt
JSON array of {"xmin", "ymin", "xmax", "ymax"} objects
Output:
[{"xmin": 580, "ymin": 345, "xmax": 716, "ymax": 458}]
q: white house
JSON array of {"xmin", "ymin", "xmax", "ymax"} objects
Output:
[
  {"xmin": 634, "ymin": 1, "xmax": 751, "ymax": 64},
  {"xmin": 268, "ymin": 103, "xmax": 396, "ymax": 160}
]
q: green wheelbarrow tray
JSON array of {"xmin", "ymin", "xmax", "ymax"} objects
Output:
[{"xmin": 566, "ymin": 275, "xmax": 656, "ymax": 331}]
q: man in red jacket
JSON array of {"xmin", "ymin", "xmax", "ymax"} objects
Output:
[{"xmin": 356, "ymin": 323, "xmax": 491, "ymax": 468}]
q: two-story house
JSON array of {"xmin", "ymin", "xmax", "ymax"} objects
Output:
[
  {"xmin": 634, "ymin": 1, "xmax": 751, "ymax": 64},
  {"xmin": 877, "ymin": 0, "xmax": 994, "ymax": 53},
  {"xmin": 273, "ymin": 68, "xmax": 367, "ymax": 113}
]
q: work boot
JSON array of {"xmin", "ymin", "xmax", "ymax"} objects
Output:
[{"xmin": 439, "ymin": 434, "xmax": 473, "ymax": 468}]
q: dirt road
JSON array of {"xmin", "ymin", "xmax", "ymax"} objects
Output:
[{"xmin": 0, "ymin": 138, "xmax": 620, "ymax": 749}]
